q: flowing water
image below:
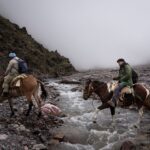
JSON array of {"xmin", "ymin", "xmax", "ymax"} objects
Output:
[{"xmin": 48, "ymin": 79, "xmax": 150, "ymax": 150}]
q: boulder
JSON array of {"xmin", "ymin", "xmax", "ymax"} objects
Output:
[{"xmin": 0, "ymin": 134, "xmax": 8, "ymax": 140}]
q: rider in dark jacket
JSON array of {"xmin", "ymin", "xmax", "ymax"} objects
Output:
[{"xmin": 107, "ymin": 58, "xmax": 133, "ymax": 107}]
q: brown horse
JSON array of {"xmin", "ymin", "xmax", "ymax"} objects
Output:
[
  {"xmin": 0, "ymin": 75, "xmax": 47, "ymax": 117},
  {"xmin": 83, "ymin": 79, "xmax": 150, "ymax": 123}
]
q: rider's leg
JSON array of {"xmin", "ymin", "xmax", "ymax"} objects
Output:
[
  {"xmin": 2, "ymin": 75, "xmax": 12, "ymax": 93},
  {"xmin": 113, "ymin": 83, "xmax": 126, "ymax": 101},
  {"xmin": 2, "ymin": 74, "xmax": 16, "ymax": 96},
  {"xmin": 108, "ymin": 83, "xmax": 126, "ymax": 107}
]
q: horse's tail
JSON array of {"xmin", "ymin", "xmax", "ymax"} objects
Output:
[{"xmin": 37, "ymin": 80, "xmax": 48, "ymax": 100}]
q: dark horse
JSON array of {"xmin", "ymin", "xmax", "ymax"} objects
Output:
[
  {"xmin": 0, "ymin": 75, "xmax": 47, "ymax": 117},
  {"xmin": 83, "ymin": 79, "xmax": 150, "ymax": 123}
]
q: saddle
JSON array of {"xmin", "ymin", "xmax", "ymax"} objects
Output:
[
  {"xmin": 10, "ymin": 74, "xmax": 28, "ymax": 88},
  {"xmin": 108, "ymin": 81, "xmax": 134, "ymax": 104},
  {"xmin": 119, "ymin": 86, "xmax": 134, "ymax": 102}
]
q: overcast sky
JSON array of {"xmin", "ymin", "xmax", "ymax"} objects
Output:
[{"xmin": 0, "ymin": 0, "xmax": 150, "ymax": 70}]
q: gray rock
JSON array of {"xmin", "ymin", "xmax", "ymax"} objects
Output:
[
  {"xmin": 12, "ymin": 124, "xmax": 19, "ymax": 128},
  {"xmin": 32, "ymin": 144, "xmax": 47, "ymax": 150},
  {"xmin": 0, "ymin": 134, "xmax": 8, "ymax": 140},
  {"xmin": 17, "ymin": 124, "xmax": 30, "ymax": 132},
  {"xmin": 18, "ymin": 125, "xmax": 26, "ymax": 131}
]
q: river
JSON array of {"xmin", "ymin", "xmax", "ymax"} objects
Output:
[{"xmin": 48, "ymin": 76, "xmax": 150, "ymax": 150}]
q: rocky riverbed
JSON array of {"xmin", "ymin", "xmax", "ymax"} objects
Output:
[{"xmin": 0, "ymin": 66, "xmax": 150, "ymax": 150}]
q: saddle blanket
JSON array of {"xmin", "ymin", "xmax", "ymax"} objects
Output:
[{"xmin": 11, "ymin": 74, "xmax": 28, "ymax": 87}]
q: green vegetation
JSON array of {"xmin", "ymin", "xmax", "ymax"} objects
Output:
[{"xmin": 0, "ymin": 15, "xmax": 76, "ymax": 77}]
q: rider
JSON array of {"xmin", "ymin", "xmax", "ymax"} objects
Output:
[
  {"xmin": 2, "ymin": 52, "xmax": 19, "ymax": 97},
  {"xmin": 107, "ymin": 58, "xmax": 133, "ymax": 107}
]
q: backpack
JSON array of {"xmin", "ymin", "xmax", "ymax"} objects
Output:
[
  {"xmin": 16, "ymin": 59, "xmax": 28, "ymax": 74},
  {"xmin": 132, "ymin": 69, "xmax": 138, "ymax": 84}
]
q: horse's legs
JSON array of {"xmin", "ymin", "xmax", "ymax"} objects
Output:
[
  {"xmin": 8, "ymin": 98, "xmax": 15, "ymax": 117},
  {"xmin": 93, "ymin": 103, "xmax": 110, "ymax": 123},
  {"xmin": 110, "ymin": 107, "xmax": 116, "ymax": 122},
  {"xmin": 36, "ymin": 96, "xmax": 42, "ymax": 117},
  {"xmin": 26, "ymin": 101, "xmax": 33, "ymax": 116},
  {"xmin": 25, "ymin": 93, "xmax": 33, "ymax": 116},
  {"xmin": 33, "ymin": 86, "xmax": 42, "ymax": 117},
  {"xmin": 138, "ymin": 106, "xmax": 144, "ymax": 124},
  {"xmin": 92, "ymin": 108, "xmax": 100, "ymax": 123}
]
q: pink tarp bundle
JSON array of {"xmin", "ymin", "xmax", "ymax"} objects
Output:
[{"xmin": 41, "ymin": 103, "xmax": 62, "ymax": 116}]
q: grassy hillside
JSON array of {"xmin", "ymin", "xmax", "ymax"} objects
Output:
[{"xmin": 0, "ymin": 15, "xmax": 76, "ymax": 77}]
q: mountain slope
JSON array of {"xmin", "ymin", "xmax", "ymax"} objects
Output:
[{"xmin": 0, "ymin": 15, "xmax": 76, "ymax": 77}]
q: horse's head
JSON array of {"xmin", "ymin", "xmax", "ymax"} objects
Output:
[
  {"xmin": 83, "ymin": 79, "xmax": 104, "ymax": 100},
  {"xmin": 83, "ymin": 79, "xmax": 91, "ymax": 100}
]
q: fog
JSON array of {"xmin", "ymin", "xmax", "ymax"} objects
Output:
[{"xmin": 0, "ymin": 0, "xmax": 150, "ymax": 70}]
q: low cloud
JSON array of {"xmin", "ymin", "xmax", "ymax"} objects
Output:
[{"xmin": 0, "ymin": 0, "xmax": 150, "ymax": 70}]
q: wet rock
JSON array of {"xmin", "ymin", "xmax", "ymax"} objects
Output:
[
  {"xmin": 32, "ymin": 144, "xmax": 47, "ymax": 150},
  {"xmin": 0, "ymin": 134, "xmax": 8, "ymax": 140},
  {"xmin": 19, "ymin": 107, "xmax": 24, "ymax": 113},
  {"xmin": 49, "ymin": 139, "xmax": 59, "ymax": 145},
  {"xmin": 108, "ymin": 133, "xmax": 119, "ymax": 143},
  {"xmin": 71, "ymin": 87, "xmax": 79, "ymax": 92},
  {"xmin": 59, "ymin": 113, "xmax": 67, "ymax": 118},
  {"xmin": 19, "ymin": 125, "xmax": 26, "ymax": 131},
  {"xmin": 53, "ymin": 132, "xmax": 64, "ymax": 142},
  {"xmin": 17, "ymin": 124, "xmax": 30, "ymax": 132},
  {"xmin": 12, "ymin": 124, "xmax": 19, "ymax": 128},
  {"xmin": 24, "ymin": 146, "xmax": 29, "ymax": 150},
  {"xmin": 53, "ymin": 126, "xmax": 90, "ymax": 145}
]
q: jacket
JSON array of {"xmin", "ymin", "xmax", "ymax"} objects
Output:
[
  {"xmin": 115, "ymin": 63, "xmax": 133, "ymax": 87},
  {"xmin": 5, "ymin": 57, "xmax": 19, "ymax": 75}
]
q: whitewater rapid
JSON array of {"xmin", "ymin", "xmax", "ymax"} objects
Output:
[{"xmin": 48, "ymin": 80, "xmax": 141, "ymax": 150}]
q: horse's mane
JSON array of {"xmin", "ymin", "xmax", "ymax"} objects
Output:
[{"xmin": 92, "ymin": 80, "xmax": 106, "ymax": 87}]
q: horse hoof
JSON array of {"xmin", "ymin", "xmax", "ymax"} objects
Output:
[{"xmin": 93, "ymin": 120, "xmax": 97, "ymax": 124}]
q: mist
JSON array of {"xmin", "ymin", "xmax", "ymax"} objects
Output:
[{"xmin": 0, "ymin": 0, "xmax": 150, "ymax": 70}]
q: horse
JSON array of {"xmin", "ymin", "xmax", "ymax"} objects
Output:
[
  {"xmin": 0, "ymin": 75, "xmax": 47, "ymax": 117},
  {"xmin": 83, "ymin": 79, "xmax": 150, "ymax": 123}
]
